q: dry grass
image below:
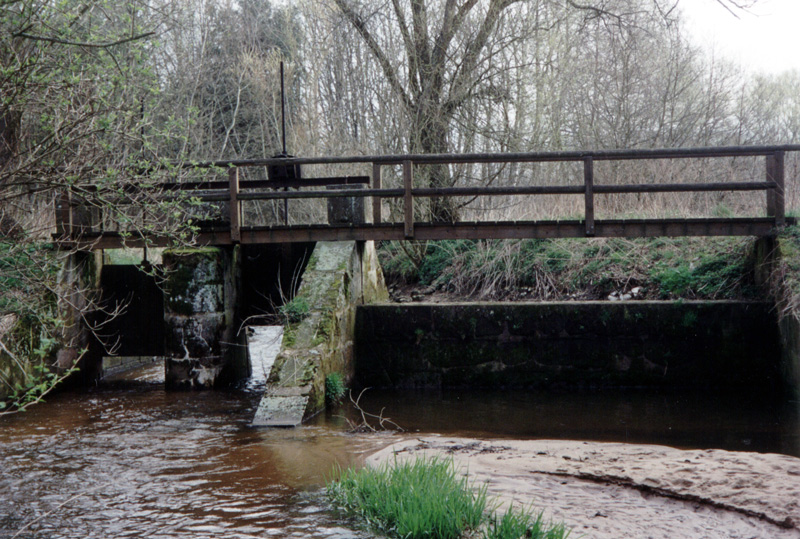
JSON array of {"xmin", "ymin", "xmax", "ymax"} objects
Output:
[{"xmin": 380, "ymin": 236, "xmax": 761, "ymax": 301}]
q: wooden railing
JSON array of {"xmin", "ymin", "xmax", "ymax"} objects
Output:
[{"xmin": 55, "ymin": 145, "xmax": 799, "ymax": 249}]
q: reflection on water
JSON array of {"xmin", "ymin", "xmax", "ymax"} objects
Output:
[
  {"xmin": 336, "ymin": 388, "xmax": 800, "ymax": 458},
  {"xmin": 1, "ymin": 363, "xmax": 798, "ymax": 538},
  {"xmin": 0, "ymin": 367, "xmax": 379, "ymax": 539}
]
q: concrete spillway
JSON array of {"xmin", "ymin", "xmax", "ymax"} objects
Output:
[
  {"xmin": 247, "ymin": 326, "xmax": 283, "ymax": 384},
  {"xmin": 249, "ymin": 325, "xmax": 310, "ymax": 427}
]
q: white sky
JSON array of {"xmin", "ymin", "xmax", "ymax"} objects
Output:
[{"xmin": 680, "ymin": 0, "xmax": 800, "ymax": 75}]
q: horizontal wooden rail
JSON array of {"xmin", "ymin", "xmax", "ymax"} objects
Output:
[
  {"xmin": 53, "ymin": 145, "xmax": 795, "ymax": 247},
  {"xmin": 176, "ymin": 144, "xmax": 800, "ymax": 169},
  {"xmin": 158, "ymin": 181, "xmax": 778, "ymax": 203}
]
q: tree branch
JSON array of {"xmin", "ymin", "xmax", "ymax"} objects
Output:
[
  {"xmin": 389, "ymin": 0, "xmax": 420, "ymax": 98},
  {"xmin": 12, "ymin": 31, "xmax": 155, "ymax": 49},
  {"xmin": 447, "ymin": 0, "xmax": 522, "ymax": 111},
  {"xmin": 333, "ymin": 0, "xmax": 414, "ymax": 111}
]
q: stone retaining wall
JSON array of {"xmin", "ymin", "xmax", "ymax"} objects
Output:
[
  {"xmin": 355, "ymin": 301, "xmax": 782, "ymax": 392},
  {"xmin": 162, "ymin": 246, "xmax": 246, "ymax": 388}
]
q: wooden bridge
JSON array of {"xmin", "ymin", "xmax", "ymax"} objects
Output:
[{"xmin": 55, "ymin": 145, "xmax": 799, "ymax": 250}]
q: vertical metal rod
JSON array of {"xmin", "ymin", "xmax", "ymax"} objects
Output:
[
  {"xmin": 403, "ymin": 160, "xmax": 414, "ymax": 238},
  {"xmin": 280, "ymin": 61, "xmax": 286, "ymax": 155},
  {"xmin": 372, "ymin": 162, "xmax": 382, "ymax": 225},
  {"xmin": 766, "ymin": 153, "xmax": 776, "ymax": 218},
  {"xmin": 229, "ymin": 167, "xmax": 241, "ymax": 243},
  {"xmin": 775, "ymin": 150, "xmax": 785, "ymax": 227},
  {"xmin": 584, "ymin": 156, "xmax": 595, "ymax": 236},
  {"xmin": 56, "ymin": 189, "xmax": 71, "ymax": 238}
]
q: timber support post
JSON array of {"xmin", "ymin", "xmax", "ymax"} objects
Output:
[
  {"xmin": 403, "ymin": 159, "xmax": 414, "ymax": 239},
  {"xmin": 584, "ymin": 156, "xmax": 595, "ymax": 237}
]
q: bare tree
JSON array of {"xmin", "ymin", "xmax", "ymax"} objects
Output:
[{"xmin": 0, "ymin": 0, "xmax": 198, "ymax": 409}]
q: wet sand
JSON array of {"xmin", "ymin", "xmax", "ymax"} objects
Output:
[{"xmin": 369, "ymin": 437, "xmax": 800, "ymax": 538}]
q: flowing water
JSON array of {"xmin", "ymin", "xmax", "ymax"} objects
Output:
[{"xmin": 1, "ymin": 334, "xmax": 799, "ymax": 538}]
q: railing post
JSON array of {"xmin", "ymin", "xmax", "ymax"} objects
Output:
[
  {"xmin": 229, "ymin": 167, "xmax": 241, "ymax": 243},
  {"xmin": 766, "ymin": 153, "xmax": 776, "ymax": 219},
  {"xmin": 403, "ymin": 159, "xmax": 414, "ymax": 239},
  {"xmin": 372, "ymin": 162, "xmax": 382, "ymax": 225},
  {"xmin": 584, "ymin": 156, "xmax": 595, "ymax": 236},
  {"xmin": 775, "ymin": 150, "xmax": 785, "ymax": 227}
]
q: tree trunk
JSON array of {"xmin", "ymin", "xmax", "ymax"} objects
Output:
[
  {"xmin": 413, "ymin": 101, "xmax": 459, "ymax": 223},
  {"xmin": 0, "ymin": 110, "xmax": 20, "ymax": 171}
]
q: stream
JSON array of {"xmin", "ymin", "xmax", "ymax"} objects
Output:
[{"xmin": 1, "ymin": 329, "xmax": 798, "ymax": 538}]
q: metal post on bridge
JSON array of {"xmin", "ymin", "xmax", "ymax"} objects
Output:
[{"xmin": 327, "ymin": 183, "xmax": 365, "ymax": 225}]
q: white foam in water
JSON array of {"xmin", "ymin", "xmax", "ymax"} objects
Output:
[{"xmin": 247, "ymin": 326, "xmax": 284, "ymax": 384}]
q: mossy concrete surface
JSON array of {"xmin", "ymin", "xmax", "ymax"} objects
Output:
[
  {"xmin": 756, "ymin": 234, "xmax": 800, "ymax": 398},
  {"xmin": 355, "ymin": 301, "xmax": 781, "ymax": 392},
  {"xmin": 253, "ymin": 240, "xmax": 388, "ymax": 426},
  {"xmin": 0, "ymin": 314, "xmax": 30, "ymax": 400},
  {"xmin": 56, "ymin": 250, "xmax": 104, "ymax": 383},
  {"xmin": 163, "ymin": 246, "xmax": 245, "ymax": 389}
]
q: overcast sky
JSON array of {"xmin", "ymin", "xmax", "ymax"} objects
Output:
[{"xmin": 680, "ymin": 0, "xmax": 800, "ymax": 75}]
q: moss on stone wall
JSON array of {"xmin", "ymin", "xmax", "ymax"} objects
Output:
[
  {"xmin": 355, "ymin": 301, "xmax": 781, "ymax": 392},
  {"xmin": 758, "ymin": 229, "xmax": 800, "ymax": 397},
  {"xmin": 261, "ymin": 241, "xmax": 388, "ymax": 421}
]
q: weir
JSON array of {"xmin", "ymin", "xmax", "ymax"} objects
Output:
[
  {"xmin": 82, "ymin": 235, "xmax": 800, "ymax": 429},
  {"xmin": 45, "ymin": 145, "xmax": 800, "ymax": 421}
]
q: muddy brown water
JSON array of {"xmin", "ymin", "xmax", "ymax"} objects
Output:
[{"xmin": 1, "ymin": 363, "xmax": 798, "ymax": 538}]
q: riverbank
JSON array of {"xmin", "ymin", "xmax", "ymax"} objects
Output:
[
  {"xmin": 368, "ymin": 437, "xmax": 800, "ymax": 539},
  {"xmin": 379, "ymin": 237, "xmax": 763, "ymax": 303}
]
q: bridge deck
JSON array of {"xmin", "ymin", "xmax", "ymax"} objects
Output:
[
  {"xmin": 73, "ymin": 217, "xmax": 789, "ymax": 250},
  {"xmin": 54, "ymin": 145, "xmax": 799, "ymax": 249}
]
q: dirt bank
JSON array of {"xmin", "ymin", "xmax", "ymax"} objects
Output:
[{"xmin": 368, "ymin": 437, "xmax": 800, "ymax": 539}]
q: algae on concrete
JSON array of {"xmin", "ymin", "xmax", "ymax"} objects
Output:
[
  {"xmin": 162, "ymin": 246, "xmax": 244, "ymax": 389},
  {"xmin": 756, "ymin": 230, "xmax": 800, "ymax": 398},
  {"xmin": 252, "ymin": 240, "xmax": 388, "ymax": 427}
]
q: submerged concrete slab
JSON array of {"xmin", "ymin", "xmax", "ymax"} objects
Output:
[{"xmin": 252, "ymin": 392, "xmax": 309, "ymax": 427}]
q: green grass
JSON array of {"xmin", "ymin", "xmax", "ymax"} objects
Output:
[
  {"xmin": 327, "ymin": 456, "xmax": 569, "ymax": 539},
  {"xmin": 378, "ymin": 237, "xmax": 760, "ymax": 300},
  {"xmin": 325, "ymin": 372, "xmax": 347, "ymax": 405},
  {"xmin": 279, "ymin": 296, "xmax": 310, "ymax": 324},
  {"xmin": 484, "ymin": 506, "xmax": 571, "ymax": 539}
]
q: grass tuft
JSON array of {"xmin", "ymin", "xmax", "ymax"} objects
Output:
[
  {"xmin": 325, "ymin": 372, "xmax": 347, "ymax": 405},
  {"xmin": 327, "ymin": 456, "xmax": 569, "ymax": 539},
  {"xmin": 483, "ymin": 505, "xmax": 570, "ymax": 539}
]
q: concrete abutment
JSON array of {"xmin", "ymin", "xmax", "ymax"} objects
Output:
[
  {"xmin": 29, "ymin": 233, "xmax": 800, "ymax": 406},
  {"xmin": 354, "ymin": 301, "xmax": 783, "ymax": 392},
  {"xmin": 162, "ymin": 246, "xmax": 247, "ymax": 389}
]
